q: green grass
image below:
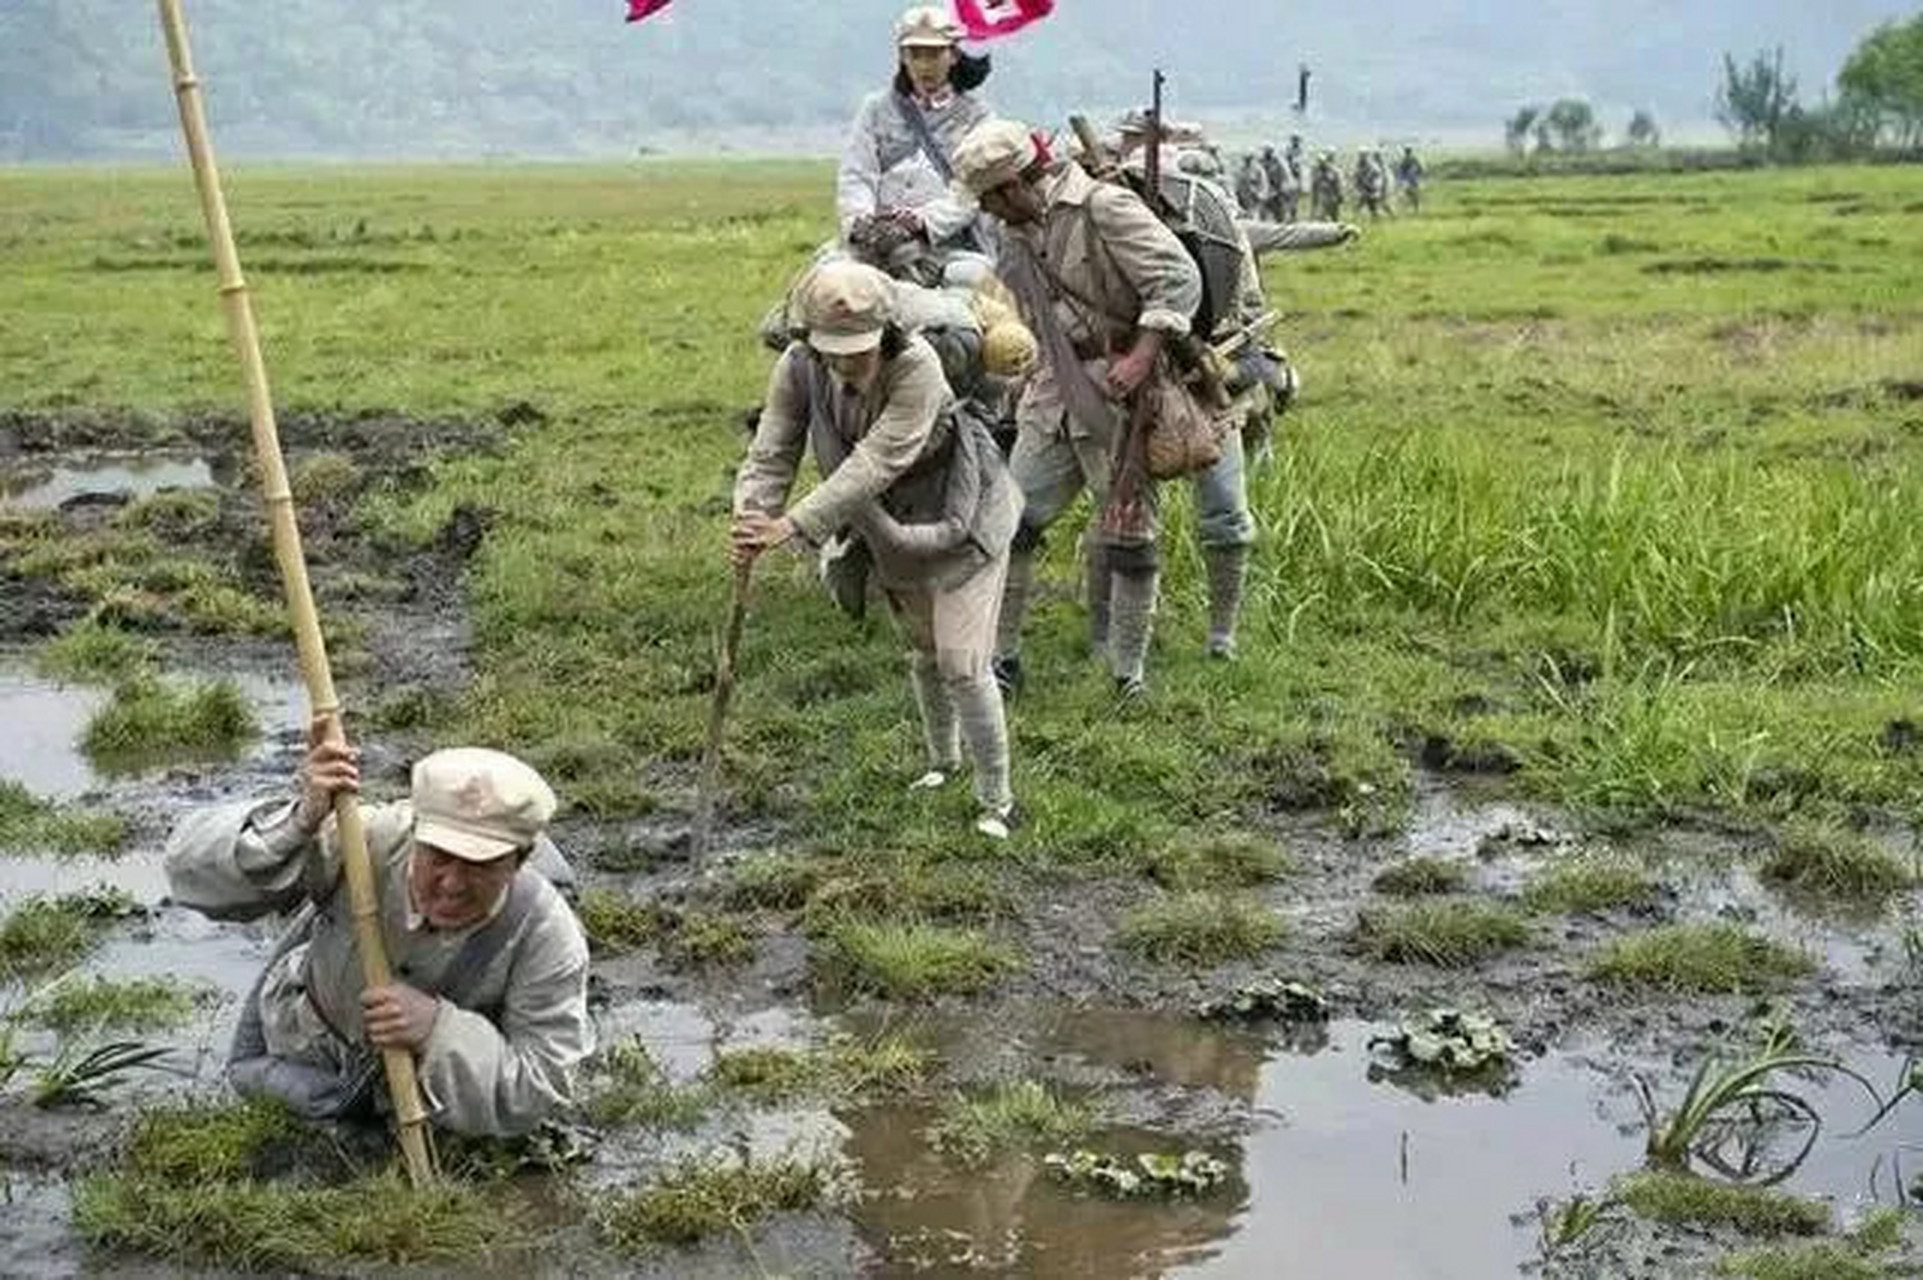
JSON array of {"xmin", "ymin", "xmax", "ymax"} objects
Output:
[
  {"xmin": 0, "ymin": 889, "xmax": 136, "ymax": 980},
  {"xmin": 1371, "ymin": 856, "xmax": 1470, "ymax": 897},
  {"xmin": 1523, "ymin": 854, "xmax": 1658, "ymax": 914},
  {"xmin": 33, "ymin": 620, "xmax": 159, "ymax": 684},
  {"xmin": 708, "ymin": 1033, "xmax": 931, "ymax": 1103},
  {"xmin": 1761, "ymin": 819, "xmax": 1915, "ymax": 902},
  {"xmin": 0, "ymin": 780, "xmax": 126, "ymax": 858},
  {"xmin": 1140, "ymin": 833, "xmax": 1294, "ymax": 890},
  {"xmin": 1355, "ymin": 900, "xmax": 1531, "ymax": 966},
  {"xmin": 583, "ymin": 1038, "xmax": 711, "ymax": 1130},
  {"xmin": 1617, "ymin": 1171, "xmax": 1830, "ymax": 1237},
  {"xmin": 1117, "ymin": 891, "xmax": 1286, "ymax": 965},
  {"xmin": 596, "ymin": 1158, "xmax": 829, "ymax": 1252},
  {"xmin": 816, "ymin": 920, "xmax": 1016, "ymax": 998},
  {"xmin": 927, "ymin": 1080, "xmax": 1094, "ymax": 1167},
  {"xmin": 1589, "ymin": 923, "xmax": 1813, "ymax": 993},
  {"xmin": 577, "ymin": 887, "xmax": 662, "ymax": 954},
  {"xmin": 24, "ymin": 975, "xmax": 202, "ymax": 1034},
  {"xmin": 74, "ymin": 1100, "xmax": 522, "ymax": 1270},
  {"xmin": 80, "ymin": 676, "xmax": 257, "ymax": 772}
]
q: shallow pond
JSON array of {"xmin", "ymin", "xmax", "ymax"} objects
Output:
[{"xmin": 0, "ymin": 456, "xmax": 215, "ymax": 511}]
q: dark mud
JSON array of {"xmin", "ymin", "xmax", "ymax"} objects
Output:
[{"xmin": 7, "ymin": 410, "xmax": 1923, "ymax": 1276}]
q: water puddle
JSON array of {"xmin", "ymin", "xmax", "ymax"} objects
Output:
[
  {"xmin": 0, "ymin": 668, "xmax": 109, "ymax": 798},
  {"xmin": 0, "ymin": 456, "xmax": 215, "ymax": 511},
  {"xmin": 839, "ymin": 1008, "xmax": 1923, "ymax": 1279},
  {"xmin": 0, "ymin": 659, "xmax": 308, "ymax": 804}
]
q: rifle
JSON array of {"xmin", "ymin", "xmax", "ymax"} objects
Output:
[{"xmin": 1145, "ymin": 68, "xmax": 1165, "ymax": 200}]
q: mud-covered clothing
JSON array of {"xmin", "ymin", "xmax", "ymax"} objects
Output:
[
  {"xmin": 165, "ymin": 798, "xmax": 591, "ymax": 1138},
  {"xmin": 838, "ymin": 87, "xmax": 990, "ymax": 247},
  {"xmin": 737, "ymin": 336, "xmax": 1018, "ymax": 593}
]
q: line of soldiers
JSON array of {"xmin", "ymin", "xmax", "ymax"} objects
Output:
[
  {"xmin": 733, "ymin": 7, "xmax": 1367, "ymax": 845},
  {"xmin": 1240, "ymin": 142, "xmax": 1425, "ymax": 223}
]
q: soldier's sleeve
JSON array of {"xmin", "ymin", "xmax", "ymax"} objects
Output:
[
  {"xmin": 164, "ymin": 797, "xmax": 346, "ymax": 922},
  {"xmin": 1270, "ymin": 222, "xmax": 1356, "ymax": 253},
  {"xmin": 1085, "ymin": 186, "xmax": 1201, "ymax": 337},
  {"xmin": 416, "ymin": 895, "xmax": 593, "ymax": 1137},
  {"xmin": 733, "ymin": 347, "xmax": 810, "ymax": 519},
  {"xmin": 835, "ymin": 95, "xmax": 886, "ymax": 235},
  {"xmin": 787, "ymin": 344, "xmax": 946, "ymax": 544}
]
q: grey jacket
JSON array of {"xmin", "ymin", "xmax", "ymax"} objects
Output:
[
  {"xmin": 165, "ymin": 798, "xmax": 592, "ymax": 1137},
  {"xmin": 837, "ymin": 88, "xmax": 990, "ymax": 245}
]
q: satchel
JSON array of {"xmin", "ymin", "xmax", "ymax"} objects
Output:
[{"xmin": 1143, "ymin": 365, "xmax": 1233, "ymax": 480}]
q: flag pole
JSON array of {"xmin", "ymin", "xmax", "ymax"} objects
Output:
[{"xmin": 156, "ymin": 0, "xmax": 437, "ymax": 1188}]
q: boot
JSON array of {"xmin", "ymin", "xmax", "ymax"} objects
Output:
[
  {"xmin": 1204, "ymin": 544, "xmax": 1250, "ymax": 660},
  {"xmin": 1107, "ymin": 568, "xmax": 1159, "ymax": 692},
  {"xmin": 1083, "ymin": 533, "xmax": 1111, "ymax": 657}
]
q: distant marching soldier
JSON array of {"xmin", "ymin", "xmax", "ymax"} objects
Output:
[
  {"xmin": 1234, "ymin": 152, "xmax": 1271, "ymax": 220},
  {"xmin": 1353, "ymin": 148, "xmax": 1391, "ymax": 221},
  {"xmin": 1395, "ymin": 145, "xmax": 1425, "ymax": 214},
  {"xmin": 1310, "ymin": 150, "xmax": 1344, "ymax": 222},
  {"xmin": 1259, "ymin": 145, "xmax": 1290, "ymax": 223}
]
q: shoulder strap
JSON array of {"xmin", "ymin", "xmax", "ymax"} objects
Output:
[
  {"xmin": 431, "ymin": 871, "xmax": 543, "ymax": 1009},
  {"xmin": 894, "ymin": 92, "xmax": 956, "ymax": 185}
]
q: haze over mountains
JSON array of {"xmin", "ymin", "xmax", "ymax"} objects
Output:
[{"xmin": 1, "ymin": 1, "xmax": 1912, "ymax": 160}]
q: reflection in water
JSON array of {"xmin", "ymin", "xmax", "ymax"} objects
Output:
[{"xmin": 0, "ymin": 457, "xmax": 215, "ymax": 510}]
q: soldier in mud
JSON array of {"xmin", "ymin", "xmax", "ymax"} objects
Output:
[
  {"xmin": 165, "ymin": 731, "xmax": 591, "ymax": 1137},
  {"xmin": 1310, "ymin": 149, "xmax": 1344, "ymax": 222},
  {"xmin": 1395, "ymin": 145, "xmax": 1425, "ymax": 214},
  {"xmin": 1353, "ymin": 147, "xmax": 1391, "ymax": 221},
  {"xmin": 838, "ymin": 5, "xmax": 995, "ymax": 269},
  {"xmin": 733, "ymin": 260, "xmax": 1023, "ymax": 839},
  {"xmin": 953, "ymin": 117, "xmax": 1203, "ymax": 698}
]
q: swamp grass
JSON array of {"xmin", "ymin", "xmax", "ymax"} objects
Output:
[
  {"xmin": 1616, "ymin": 1171, "xmax": 1830, "ymax": 1237},
  {"xmin": 1523, "ymin": 854, "xmax": 1658, "ymax": 914},
  {"xmin": 1354, "ymin": 899, "xmax": 1531, "ymax": 966},
  {"xmin": 1761, "ymin": 819, "xmax": 1916, "ymax": 902},
  {"xmin": 1118, "ymin": 891, "xmax": 1286, "ymax": 965},
  {"xmin": 25, "ymin": 975, "xmax": 202, "ymax": 1034},
  {"xmin": 0, "ymin": 889, "xmax": 137, "ymax": 981},
  {"xmin": 596, "ymin": 1156, "xmax": 830, "ymax": 1252},
  {"xmin": 1589, "ymin": 923, "xmax": 1813, "ymax": 994},
  {"xmin": 80, "ymin": 675, "xmax": 257, "ymax": 772},
  {"xmin": 0, "ymin": 780, "xmax": 125, "ymax": 858},
  {"xmin": 927, "ymin": 1080, "xmax": 1094, "ymax": 1167}
]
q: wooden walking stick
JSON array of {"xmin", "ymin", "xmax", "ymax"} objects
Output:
[
  {"xmin": 692, "ymin": 561, "xmax": 752, "ymax": 859},
  {"xmin": 157, "ymin": 0, "xmax": 437, "ymax": 1188}
]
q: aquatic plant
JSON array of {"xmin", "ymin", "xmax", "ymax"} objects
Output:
[
  {"xmin": 31, "ymin": 1039, "xmax": 173, "ymax": 1108},
  {"xmin": 1195, "ymin": 977, "xmax": 1330, "ymax": 1022},
  {"xmin": 1044, "ymin": 1148, "xmax": 1229, "ymax": 1198},
  {"xmin": 1637, "ymin": 1028, "xmax": 1877, "ymax": 1183},
  {"xmin": 1369, "ymin": 1008, "xmax": 1514, "ymax": 1074}
]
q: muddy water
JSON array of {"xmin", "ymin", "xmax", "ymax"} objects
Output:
[
  {"xmin": 839, "ymin": 1008, "xmax": 1922, "ymax": 1279},
  {"xmin": 0, "ymin": 456, "xmax": 215, "ymax": 510},
  {"xmin": 0, "ymin": 668, "xmax": 109, "ymax": 798}
]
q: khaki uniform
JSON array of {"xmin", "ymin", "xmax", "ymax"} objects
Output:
[
  {"xmin": 993, "ymin": 159, "xmax": 1202, "ymax": 685},
  {"xmin": 736, "ymin": 336, "xmax": 1019, "ymax": 807},
  {"xmin": 165, "ymin": 798, "xmax": 592, "ymax": 1137}
]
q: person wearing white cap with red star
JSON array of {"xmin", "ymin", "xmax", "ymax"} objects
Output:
[{"xmin": 165, "ymin": 719, "xmax": 591, "ymax": 1137}]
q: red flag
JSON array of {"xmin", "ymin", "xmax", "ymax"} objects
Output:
[
  {"xmin": 954, "ymin": 0, "xmax": 1054, "ymax": 41},
  {"xmin": 626, "ymin": 0, "xmax": 671, "ymax": 22}
]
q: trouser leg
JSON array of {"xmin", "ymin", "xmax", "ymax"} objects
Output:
[
  {"xmin": 930, "ymin": 552, "xmax": 1014, "ymax": 812},
  {"xmin": 1191, "ymin": 429, "xmax": 1257, "ymax": 658},
  {"xmin": 908, "ymin": 651, "xmax": 961, "ymax": 770},
  {"xmin": 1107, "ymin": 565, "xmax": 1159, "ymax": 686},
  {"xmin": 997, "ymin": 423, "xmax": 1083, "ymax": 662},
  {"xmin": 1082, "ymin": 529, "xmax": 1110, "ymax": 654}
]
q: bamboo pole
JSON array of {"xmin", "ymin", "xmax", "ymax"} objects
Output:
[
  {"xmin": 692, "ymin": 562, "xmax": 753, "ymax": 859},
  {"xmin": 157, "ymin": 0, "xmax": 437, "ymax": 1187}
]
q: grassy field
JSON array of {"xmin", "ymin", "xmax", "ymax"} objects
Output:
[
  {"xmin": 13, "ymin": 159, "xmax": 1921, "ymax": 843},
  {"xmin": 6, "ymin": 157, "xmax": 1923, "ymax": 1272}
]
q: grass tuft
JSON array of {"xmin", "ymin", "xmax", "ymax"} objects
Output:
[
  {"xmin": 1617, "ymin": 1171, "xmax": 1830, "ymax": 1237},
  {"xmin": 1142, "ymin": 834, "xmax": 1293, "ymax": 890},
  {"xmin": 25, "ymin": 975, "xmax": 201, "ymax": 1034},
  {"xmin": 584, "ymin": 1038, "xmax": 711, "ymax": 1130},
  {"xmin": 1761, "ymin": 820, "xmax": 1915, "ymax": 902},
  {"xmin": 1589, "ymin": 923, "xmax": 1812, "ymax": 994},
  {"xmin": 0, "ymin": 781, "xmax": 126, "ymax": 858},
  {"xmin": 1118, "ymin": 891, "xmax": 1285, "ymax": 965},
  {"xmin": 1523, "ymin": 854, "xmax": 1657, "ymax": 914},
  {"xmin": 81, "ymin": 676, "xmax": 256, "ymax": 771},
  {"xmin": 578, "ymin": 888, "xmax": 662, "ymax": 954},
  {"xmin": 34, "ymin": 620, "xmax": 158, "ymax": 684},
  {"xmin": 817, "ymin": 920, "xmax": 1016, "ymax": 998},
  {"xmin": 708, "ymin": 1033, "xmax": 932, "ymax": 1103},
  {"xmin": 597, "ymin": 1158, "xmax": 828, "ymax": 1252},
  {"xmin": 0, "ymin": 889, "xmax": 137, "ymax": 980},
  {"xmin": 1355, "ymin": 900, "xmax": 1529, "ymax": 966},
  {"xmin": 927, "ymin": 1080, "xmax": 1093, "ymax": 1167},
  {"xmin": 1372, "ymin": 856, "xmax": 1470, "ymax": 897}
]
